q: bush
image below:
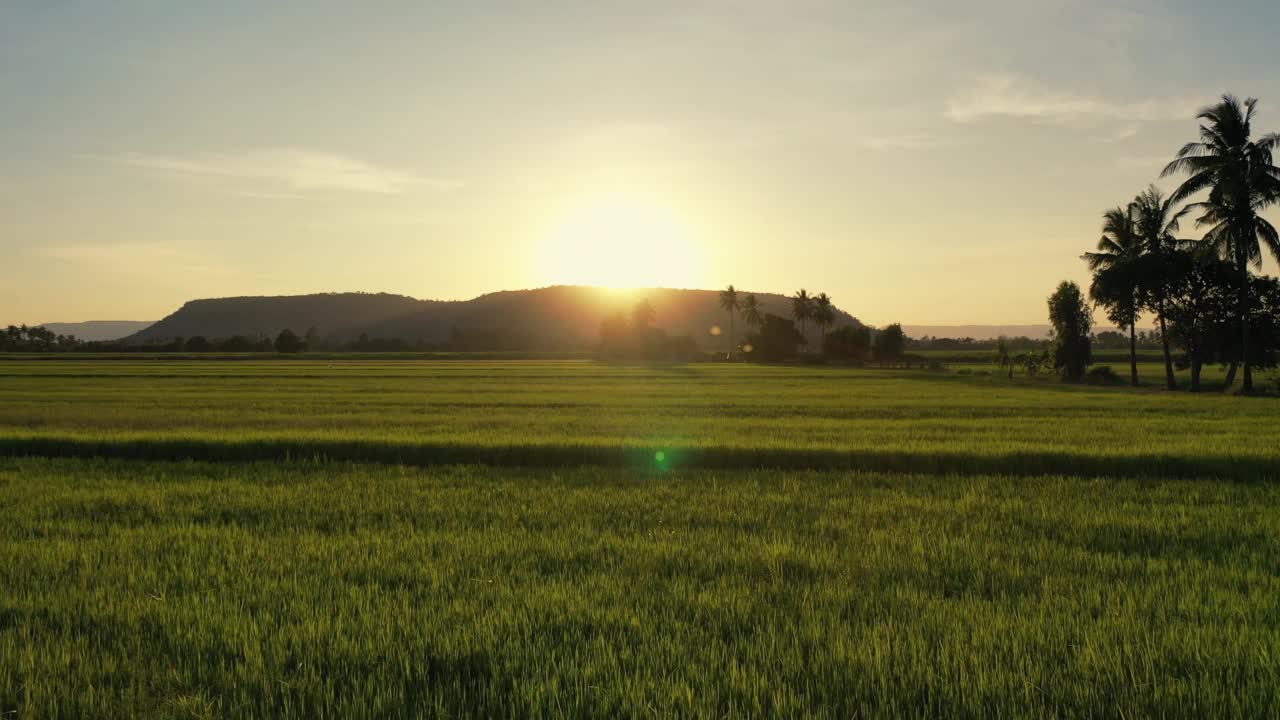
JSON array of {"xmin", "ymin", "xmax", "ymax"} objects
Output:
[{"xmin": 1084, "ymin": 366, "xmax": 1122, "ymax": 385}]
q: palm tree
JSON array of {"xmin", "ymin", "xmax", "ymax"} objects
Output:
[
  {"xmin": 812, "ymin": 293, "xmax": 835, "ymax": 345},
  {"xmin": 1083, "ymin": 205, "xmax": 1144, "ymax": 386},
  {"xmin": 1130, "ymin": 187, "xmax": 1190, "ymax": 391},
  {"xmin": 741, "ymin": 294, "xmax": 763, "ymax": 332},
  {"xmin": 1162, "ymin": 95, "xmax": 1280, "ymax": 392},
  {"xmin": 718, "ymin": 285, "xmax": 740, "ymax": 359},
  {"xmin": 791, "ymin": 289, "xmax": 813, "ymax": 346}
]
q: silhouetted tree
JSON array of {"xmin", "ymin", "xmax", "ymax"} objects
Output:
[
  {"xmin": 1083, "ymin": 205, "xmax": 1144, "ymax": 386},
  {"xmin": 791, "ymin": 289, "xmax": 813, "ymax": 346},
  {"xmin": 0, "ymin": 325, "xmax": 81, "ymax": 352},
  {"xmin": 1048, "ymin": 281, "xmax": 1092, "ymax": 380},
  {"xmin": 1163, "ymin": 94, "xmax": 1280, "ymax": 392},
  {"xmin": 274, "ymin": 329, "xmax": 306, "ymax": 353},
  {"xmin": 1131, "ymin": 186, "xmax": 1190, "ymax": 390},
  {"xmin": 719, "ymin": 285, "xmax": 740, "ymax": 359},
  {"xmin": 872, "ymin": 324, "xmax": 905, "ymax": 364},
  {"xmin": 741, "ymin": 294, "xmax": 763, "ymax": 332},
  {"xmin": 812, "ymin": 293, "xmax": 835, "ymax": 340},
  {"xmin": 824, "ymin": 325, "xmax": 871, "ymax": 363},
  {"xmin": 1163, "ymin": 250, "xmax": 1237, "ymax": 390},
  {"xmin": 745, "ymin": 314, "xmax": 804, "ymax": 362},
  {"xmin": 304, "ymin": 326, "xmax": 323, "ymax": 351}
]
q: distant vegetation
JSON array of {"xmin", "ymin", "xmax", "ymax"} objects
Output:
[{"xmin": 0, "ymin": 325, "xmax": 82, "ymax": 352}]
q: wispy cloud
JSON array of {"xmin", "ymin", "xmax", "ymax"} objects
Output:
[
  {"xmin": 945, "ymin": 73, "xmax": 1200, "ymax": 127},
  {"xmin": 33, "ymin": 241, "xmax": 238, "ymax": 278},
  {"xmin": 109, "ymin": 149, "xmax": 460, "ymax": 195}
]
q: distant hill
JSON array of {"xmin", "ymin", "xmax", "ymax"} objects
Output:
[
  {"xmin": 126, "ymin": 287, "xmax": 863, "ymax": 350},
  {"xmin": 37, "ymin": 321, "xmax": 156, "ymax": 342}
]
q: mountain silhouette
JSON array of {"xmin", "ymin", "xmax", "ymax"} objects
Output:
[{"xmin": 125, "ymin": 286, "xmax": 862, "ymax": 350}]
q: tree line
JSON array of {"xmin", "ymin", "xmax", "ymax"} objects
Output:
[
  {"xmin": 599, "ymin": 286, "xmax": 910, "ymax": 364},
  {"xmin": 1, "ymin": 325, "xmax": 82, "ymax": 352},
  {"xmin": 1079, "ymin": 94, "xmax": 1280, "ymax": 391}
]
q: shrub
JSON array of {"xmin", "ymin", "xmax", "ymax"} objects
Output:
[{"xmin": 1084, "ymin": 366, "xmax": 1122, "ymax": 385}]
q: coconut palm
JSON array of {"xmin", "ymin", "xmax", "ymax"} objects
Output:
[
  {"xmin": 741, "ymin": 294, "xmax": 763, "ymax": 332},
  {"xmin": 791, "ymin": 289, "xmax": 814, "ymax": 346},
  {"xmin": 718, "ymin": 285, "xmax": 741, "ymax": 359},
  {"xmin": 812, "ymin": 293, "xmax": 835, "ymax": 343},
  {"xmin": 1083, "ymin": 205, "xmax": 1144, "ymax": 386},
  {"xmin": 1162, "ymin": 95, "xmax": 1280, "ymax": 392},
  {"xmin": 1130, "ymin": 186, "xmax": 1191, "ymax": 391}
]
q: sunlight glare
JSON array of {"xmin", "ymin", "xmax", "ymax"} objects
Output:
[{"xmin": 537, "ymin": 192, "xmax": 707, "ymax": 288}]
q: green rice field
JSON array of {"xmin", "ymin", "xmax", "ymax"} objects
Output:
[{"xmin": 2, "ymin": 359, "xmax": 1279, "ymax": 717}]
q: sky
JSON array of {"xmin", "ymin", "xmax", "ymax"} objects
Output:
[{"xmin": 4, "ymin": 0, "xmax": 1280, "ymax": 327}]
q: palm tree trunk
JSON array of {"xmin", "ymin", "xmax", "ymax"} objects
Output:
[
  {"xmin": 1239, "ymin": 257, "xmax": 1253, "ymax": 393},
  {"xmin": 728, "ymin": 313, "xmax": 735, "ymax": 361},
  {"xmin": 1128, "ymin": 318, "xmax": 1138, "ymax": 387},
  {"xmin": 1157, "ymin": 297, "xmax": 1176, "ymax": 390}
]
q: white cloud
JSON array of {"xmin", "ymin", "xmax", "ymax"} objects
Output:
[
  {"xmin": 945, "ymin": 73, "xmax": 1200, "ymax": 126},
  {"xmin": 110, "ymin": 149, "xmax": 460, "ymax": 195}
]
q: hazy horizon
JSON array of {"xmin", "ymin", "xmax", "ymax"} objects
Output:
[
  {"xmin": 4, "ymin": 1, "xmax": 1279, "ymax": 327},
  {"xmin": 10, "ymin": 283, "xmax": 1153, "ymax": 337}
]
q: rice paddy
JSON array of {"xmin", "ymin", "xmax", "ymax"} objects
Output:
[{"xmin": 2, "ymin": 359, "xmax": 1279, "ymax": 717}]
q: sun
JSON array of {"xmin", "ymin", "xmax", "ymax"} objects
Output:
[{"xmin": 537, "ymin": 192, "xmax": 707, "ymax": 288}]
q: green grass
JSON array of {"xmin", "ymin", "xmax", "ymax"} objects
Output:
[
  {"xmin": 2, "ymin": 359, "xmax": 1279, "ymax": 717},
  {"xmin": 4, "ymin": 459, "xmax": 1280, "ymax": 718},
  {"xmin": 1, "ymin": 360, "xmax": 1277, "ymax": 479}
]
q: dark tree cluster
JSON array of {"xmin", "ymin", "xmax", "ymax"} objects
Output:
[
  {"xmin": 1083, "ymin": 94, "xmax": 1280, "ymax": 392},
  {"xmin": 597, "ymin": 299, "xmax": 701, "ymax": 361},
  {"xmin": 715, "ymin": 286, "xmax": 917, "ymax": 365},
  {"xmin": 1, "ymin": 325, "xmax": 82, "ymax": 352}
]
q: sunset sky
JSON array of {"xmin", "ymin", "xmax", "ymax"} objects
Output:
[{"xmin": 4, "ymin": 1, "xmax": 1279, "ymax": 326}]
